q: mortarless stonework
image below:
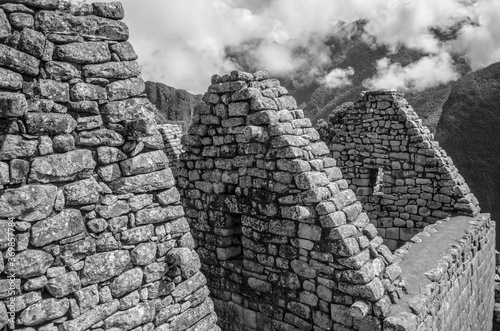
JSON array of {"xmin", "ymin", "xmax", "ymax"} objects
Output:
[
  {"xmin": 317, "ymin": 92, "xmax": 481, "ymax": 250},
  {"xmin": 180, "ymin": 72, "xmax": 495, "ymax": 331},
  {"xmin": 0, "ymin": 0, "xmax": 494, "ymax": 329},
  {"xmin": 0, "ymin": 1, "xmax": 218, "ymax": 330}
]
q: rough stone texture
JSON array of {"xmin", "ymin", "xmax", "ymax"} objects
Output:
[
  {"xmin": 29, "ymin": 149, "xmax": 96, "ymax": 183},
  {"xmin": 181, "ymin": 71, "xmax": 403, "ymax": 331},
  {"xmin": 386, "ymin": 215, "xmax": 494, "ymax": 331},
  {"xmin": 0, "ymin": 2, "xmax": 216, "ymax": 331},
  {"xmin": 318, "ymin": 91, "xmax": 480, "ymax": 250},
  {"xmin": 0, "ymin": 184, "xmax": 57, "ymax": 221}
]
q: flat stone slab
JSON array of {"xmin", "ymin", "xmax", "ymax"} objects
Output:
[
  {"xmin": 29, "ymin": 149, "xmax": 96, "ymax": 183},
  {"xmin": 109, "ymin": 168, "xmax": 175, "ymax": 194},
  {"xmin": 81, "ymin": 250, "xmax": 130, "ymax": 286},
  {"xmin": 30, "ymin": 209, "xmax": 85, "ymax": 247},
  {"xmin": 0, "ymin": 43, "xmax": 39, "ymax": 76},
  {"xmin": 0, "ymin": 184, "xmax": 57, "ymax": 222},
  {"xmin": 7, "ymin": 249, "xmax": 54, "ymax": 279},
  {"xmin": 36, "ymin": 10, "xmax": 128, "ymax": 41},
  {"xmin": 0, "ymin": 92, "xmax": 26, "ymax": 117},
  {"xmin": 25, "ymin": 113, "xmax": 76, "ymax": 135}
]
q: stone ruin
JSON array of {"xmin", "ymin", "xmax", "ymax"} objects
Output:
[
  {"xmin": 180, "ymin": 72, "xmax": 495, "ymax": 331},
  {"xmin": 316, "ymin": 92, "xmax": 480, "ymax": 250},
  {"xmin": 0, "ymin": 1, "xmax": 496, "ymax": 331},
  {"xmin": 0, "ymin": 1, "xmax": 218, "ymax": 330}
]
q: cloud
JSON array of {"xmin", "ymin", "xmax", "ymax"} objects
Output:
[
  {"xmin": 362, "ymin": 53, "xmax": 460, "ymax": 91},
  {"xmin": 100, "ymin": 0, "xmax": 500, "ymax": 94},
  {"xmin": 452, "ymin": 0, "xmax": 500, "ymax": 70},
  {"xmin": 322, "ymin": 67, "xmax": 355, "ymax": 88}
]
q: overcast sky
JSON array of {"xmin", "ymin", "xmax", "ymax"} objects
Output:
[{"xmin": 102, "ymin": 0, "xmax": 500, "ymax": 94}]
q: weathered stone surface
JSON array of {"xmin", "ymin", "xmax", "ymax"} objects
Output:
[
  {"xmin": 46, "ymin": 271, "xmax": 81, "ymax": 298},
  {"xmin": 136, "ymin": 205, "xmax": 185, "ymax": 225},
  {"xmin": 7, "ymin": 249, "xmax": 54, "ymax": 278},
  {"xmin": 0, "ymin": 68, "xmax": 23, "ymax": 90},
  {"xmin": 92, "ymin": 2, "xmax": 124, "ymax": 19},
  {"xmin": 104, "ymin": 302, "xmax": 155, "ymax": 331},
  {"xmin": 14, "ymin": 291, "xmax": 42, "ymax": 313},
  {"xmin": 54, "ymin": 41, "xmax": 111, "ymax": 64},
  {"xmin": 166, "ymin": 247, "xmax": 201, "ymax": 279},
  {"xmin": 25, "ymin": 113, "xmax": 76, "ymax": 135},
  {"xmin": 130, "ymin": 242, "xmax": 156, "ymax": 265},
  {"xmin": 9, "ymin": 12, "xmax": 34, "ymax": 29},
  {"xmin": 31, "ymin": 209, "xmax": 85, "ymax": 246},
  {"xmin": 60, "ymin": 237, "xmax": 96, "ymax": 266},
  {"xmin": 0, "ymin": 92, "xmax": 26, "ymax": 117},
  {"xmin": 109, "ymin": 267, "xmax": 143, "ymax": 297},
  {"xmin": 109, "ymin": 168, "xmax": 175, "ymax": 194},
  {"xmin": 68, "ymin": 100, "xmax": 99, "ymax": 114},
  {"xmin": 109, "ymin": 41, "xmax": 137, "ymax": 61},
  {"xmin": 120, "ymin": 150, "xmax": 168, "ymax": 176},
  {"xmin": 52, "ymin": 134, "xmax": 76, "ymax": 153},
  {"xmin": 15, "ymin": 0, "xmax": 59, "ymax": 10},
  {"xmin": 77, "ymin": 129, "xmax": 124, "ymax": 147},
  {"xmin": 36, "ymin": 10, "xmax": 128, "ymax": 40},
  {"xmin": 96, "ymin": 200, "xmax": 130, "ymax": 219},
  {"xmin": 81, "ymin": 250, "xmax": 130, "ymax": 285},
  {"xmin": 101, "ymin": 97, "xmax": 155, "ymax": 123},
  {"xmin": 157, "ymin": 187, "xmax": 181, "ymax": 206},
  {"xmin": 0, "ymin": 184, "xmax": 56, "ymax": 222},
  {"xmin": 106, "ymin": 77, "xmax": 145, "ymax": 101},
  {"xmin": 169, "ymin": 298, "xmax": 214, "ymax": 331},
  {"xmin": 76, "ymin": 115, "xmax": 103, "ymax": 131},
  {"xmin": 0, "ymin": 43, "xmax": 39, "ymax": 76},
  {"xmin": 10, "ymin": 158, "xmax": 29, "ymax": 184},
  {"xmin": 74, "ymin": 285, "xmax": 99, "ymax": 314},
  {"xmin": 0, "ymin": 135, "xmax": 37, "ymax": 160},
  {"xmin": 45, "ymin": 61, "xmax": 81, "ymax": 81},
  {"xmin": 60, "ymin": 300, "xmax": 120, "ymax": 331},
  {"xmin": 127, "ymin": 194, "xmax": 153, "ymax": 211},
  {"xmin": 18, "ymin": 27, "xmax": 45, "ymax": 58},
  {"xmin": 38, "ymin": 79, "xmax": 70, "ymax": 102},
  {"xmin": 0, "ymin": 161, "xmax": 8, "ymax": 185},
  {"xmin": 83, "ymin": 61, "xmax": 140, "ymax": 80},
  {"xmin": 71, "ymin": 82, "xmax": 107, "ymax": 101},
  {"xmin": 120, "ymin": 224, "xmax": 153, "ymax": 244},
  {"xmin": 96, "ymin": 146, "xmax": 126, "ymax": 165},
  {"xmin": 18, "ymin": 298, "xmax": 68, "ymax": 326},
  {"xmin": 29, "ymin": 150, "xmax": 96, "ymax": 183},
  {"xmin": 0, "ymin": 8, "xmax": 10, "ymax": 40},
  {"xmin": 97, "ymin": 163, "xmax": 121, "ymax": 182},
  {"xmin": 63, "ymin": 177, "xmax": 101, "ymax": 205}
]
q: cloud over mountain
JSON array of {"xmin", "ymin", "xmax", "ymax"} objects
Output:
[{"xmin": 114, "ymin": 0, "xmax": 500, "ymax": 93}]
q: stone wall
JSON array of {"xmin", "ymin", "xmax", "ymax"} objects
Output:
[
  {"xmin": 386, "ymin": 214, "xmax": 495, "ymax": 331},
  {"xmin": 180, "ymin": 71, "xmax": 409, "ymax": 331},
  {"xmin": 317, "ymin": 91, "xmax": 480, "ymax": 250},
  {"xmin": 0, "ymin": 1, "xmax": 217, "ymax": 330},
  {"xmin": 157, "ymin": 122, "xmax": 184, "ymax": 164}
]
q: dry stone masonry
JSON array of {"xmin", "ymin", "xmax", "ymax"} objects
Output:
[
  {"xmin": 0, "ymin": 1, "xmax": 217, "ymax": 330},
  {"xmin": 181, "ymin": 72, "xmax": 407, "ymax": 330},
  {"xmin": 317, "ymin": 92, "xmax": 481, "ymax": 250},
  {"xmin": 0, "ymin": 0, "xmax": 494, "ymax": 330},
  {"xmin": 180, "ymin": 72, "xmax": 495, "ymax": 331}
]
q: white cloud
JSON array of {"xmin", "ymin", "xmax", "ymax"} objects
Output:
[
  {"xmin": 322, "ymin": 67, "xmax": 355, "ymax": 88},
  {"xmin": 94, "ymin": 0, "xmax": 500, "ymax": 94},
  {"xmin": 452, "ymin": 0, "xmax": 500, "ymax": 70},
  {"xmin": 362, "ymin": 53, "xmax": 460, "ymax": 91}
]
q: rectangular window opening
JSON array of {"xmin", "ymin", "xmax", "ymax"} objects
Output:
[{"xmin": 370, "ymin": 167, "xmax": 384, "ymax": 196}]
